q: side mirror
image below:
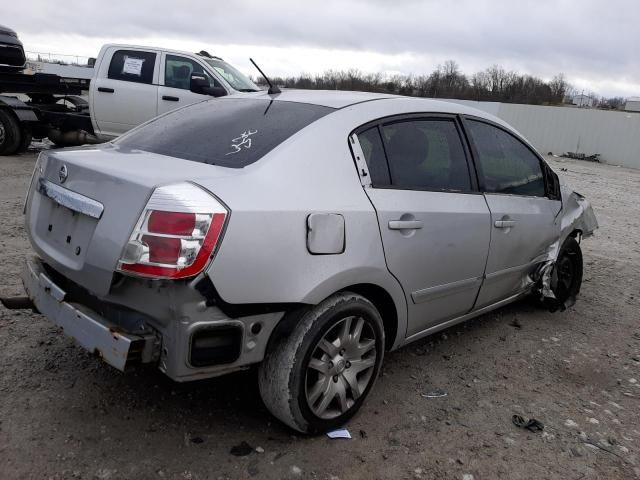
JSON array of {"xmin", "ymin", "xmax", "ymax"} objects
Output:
[
  {"xmin": 207, "ymin": 86, "xmax": 227, "ymax": 98},
  {"xmin": 190, "ymin": 74, "xmax": 228, "ymax": 98},
  {"xmin": 190, "ymin": 73, "xmax": 210, "ymax": 94}
]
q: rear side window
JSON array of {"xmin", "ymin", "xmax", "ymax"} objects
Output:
[
  {"xmin": 357, "ymin": 127, "xmax": 391, "ymax": 186},
  {"xmin": 115, "ymin": 99, "xmax": 334, "ymax": 168},
  {"xmin": 381, "ymin": 119, "xmax": 471, "ymax": 191},
  {"xmin": 108, "ymin": 50, "xmax": 156, "ymax": 84},
  {"xmin": 466, "ymin": 120, "xmax": 545, "ymax": 197}
]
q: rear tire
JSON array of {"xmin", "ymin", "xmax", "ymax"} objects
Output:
[
  {"xmin": 0, "ymin": 109, "xmax": 21, "ymax": 156},
  {"xmin": 545, "ymin": 236, "xmax": 583, "ymax": 311},
  {"xmin": 258, "ymin": 292, "xmax": 385, "ymax": 433}
]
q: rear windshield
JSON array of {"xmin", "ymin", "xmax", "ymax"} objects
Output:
[{"xmin": 115, "ymin": 98, "xmax": 334, "ymax": 168}]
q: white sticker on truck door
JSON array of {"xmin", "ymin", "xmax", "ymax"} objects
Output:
[{"xmin": 122, "ymin": 56, "xmax": 144, "ymax": 76}]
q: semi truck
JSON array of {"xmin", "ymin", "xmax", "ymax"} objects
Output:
[{"xmin": 0, "ymin": 24, "xmax": 261, "ymax": 155}]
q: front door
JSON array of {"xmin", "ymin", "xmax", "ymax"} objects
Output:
[
  {"xmin": 463, "ymin": 118, "xmax": 562, "ymax": 307},
  {"xmin": 355, "ymin": 117, "xmax": 491, "ymax": 338},
  {"xmin": 157, "ymin": 54, "xmax": 225, "ymax": 115}
]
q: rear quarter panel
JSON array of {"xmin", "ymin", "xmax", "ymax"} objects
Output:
[{"xmin": 201, "ymin": 103, "xmax": 419, "ymax": 347}]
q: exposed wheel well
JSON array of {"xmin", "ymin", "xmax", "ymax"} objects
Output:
[
  {"xmin": 338, "ymin": 284, "xmax": 398, "ymax": 351},
  {"xmin": 264, "ymin": 284, "xmax": 400, "ymax": 355}
]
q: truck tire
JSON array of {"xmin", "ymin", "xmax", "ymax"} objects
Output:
[
  {"xmin": 0, "ymin": 109, "xmax": 22, "ymax": 155},
  {"xmin": 258, "ymin": 292, "xmax": 385, "ymax": 433}
]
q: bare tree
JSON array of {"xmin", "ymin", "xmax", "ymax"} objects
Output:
[{"xmin": 258, "ymin": 63, "xmax": 589, "ymax": 106}]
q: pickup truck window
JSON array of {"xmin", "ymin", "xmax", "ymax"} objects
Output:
[
  {"xmin": 115, "ymin": 98, "xmax": 334, "ymax": 168},
  {"xmin": 164, "ymin": 55, "xmax": 223, "ymax": 90},
  {"xmin": 108, "ymin": 50, "xmax": 156, "ymax": 84}
]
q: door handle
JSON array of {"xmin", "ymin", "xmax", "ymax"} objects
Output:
[
  {"xmin": 162, "ymin": 95, "xmax": 179, "ymax": 101},
  {"xmin": 97, "ymin": 87, "xmax": 114, "ymax": 93},
  {"xmin": 494, "ymin": 220, "xmax": 516, "ymax": 228},
  {"xmin": 389, "ymin": 220, "xmax": 423, "ymax": 230}
]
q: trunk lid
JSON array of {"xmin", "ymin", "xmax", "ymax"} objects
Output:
[{"xmin": 25, "ymin": 145, "xmax": 238, "ymax": 296}]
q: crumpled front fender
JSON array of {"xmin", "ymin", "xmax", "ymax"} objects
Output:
[{"xmin": 537, "ymin": 185, "xmax": 598, "ymax": 305}]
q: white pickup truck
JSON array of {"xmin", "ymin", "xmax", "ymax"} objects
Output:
[
  {"xmin": 0, "ymin": 38, "xmax": 262, "ymax": 154},
  {"xmin": 89, "ymin": 44, "xmax": 261, "ymax": 139}
]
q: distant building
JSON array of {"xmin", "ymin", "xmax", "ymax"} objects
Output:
[
  {"xmin": 571, "ymin": 94, "xmax": 596, "ymax": 108},
  {"xmin": 625, "ymin": 97, "xmax": 640, "ymax": 112}
]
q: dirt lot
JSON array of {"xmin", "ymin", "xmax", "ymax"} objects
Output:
[{"xmin": 1, "ymin": 149, "xmax": 639, "ymax": 480}]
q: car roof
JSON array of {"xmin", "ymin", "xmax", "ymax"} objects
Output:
[
  {"xmin": 225, "ymin": 89, "xmax": 504, "ymax": 122},
  {"xmin": 232, "ymin": 89, "xmax": 399, "ymax": 109}
]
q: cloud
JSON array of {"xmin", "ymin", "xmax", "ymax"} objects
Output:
[{"xmin": 5, "ymin": 0, "xmax": 640, "ymax": 97}]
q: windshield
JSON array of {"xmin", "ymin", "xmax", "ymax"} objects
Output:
[{"xmin": 203, "ymin": 58, "xmax": 260, "ymax": 92}]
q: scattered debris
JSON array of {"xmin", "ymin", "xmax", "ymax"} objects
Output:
[
  {"xmin": 509, "ymin": 318, "xmax": 522, "ymax": 329},
  {"xmin": 255, "ymin": 446, "xmax": 264, "ymax": 454},
  {"xmin": 421, "ymin": 389, "xmax": 448, "ymax": 399},
  {"xmin": 230, "ymin": 441, "xmax": 254, "ymax": 456},
  {"xmin": 512, "ymin": 414, "xmax": 544, "ymax": 432},
  {"xmin": 291, "ymin": 465, "xmax": 303, "ymax": 476},
  {"xmin": 189, "ymin": 436, "xmax": 204, "ymax": 444},
  {"xmin": 327, "ymin": 428, "xmax": 351, "ymax": 439},
  {"xmin": 561, "ymin": 152, "xmax": 601, "ymax": 162},
  {"xmin": 359, "ymin": 430, "xmax": 368, "ymax": 439}
]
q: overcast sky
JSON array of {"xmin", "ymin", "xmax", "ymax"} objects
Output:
[{"xmin": 6, "ymin": 0, "xmax": 639, "ymax": 98}]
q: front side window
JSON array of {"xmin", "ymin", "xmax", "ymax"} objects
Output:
[
  {"xmin": 380, "ymin": 119, "xmax": 472, "ymax": 191},
  {"xmin": 108, "ymin": 50, "xmax": 156, "ymax": 84},
  {"xmin": 164, "ymin": 55, "xmax": 223, "ymax": 90},
  {"xmin": 466, "ymin": 120, "xmax": 545, "ymax": 197}
]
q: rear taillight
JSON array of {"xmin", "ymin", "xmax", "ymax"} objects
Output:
[{"xmin": 117, "ymin": 182, "xmax": 228, "ymax": 279}]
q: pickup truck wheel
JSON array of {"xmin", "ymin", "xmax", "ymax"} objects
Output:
[
  {"xmin": 0, "ymin": 109, "xmax": 21, "ymax": 156},
  {"xmin": 258, "ymin": 292, "xmax": 385, "ymax": 433},
  {"xmin": 545, "ymin": 236, "xmax": 583, "ymax": 311}
]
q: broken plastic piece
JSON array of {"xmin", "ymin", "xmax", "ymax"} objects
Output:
[
  {"xmin": 326, "ymin": 428, "xmax": 351, "ymax": 439},
  {"xmin": 512, "ymin": 414, "xmax": 544, "ymax": 432}
]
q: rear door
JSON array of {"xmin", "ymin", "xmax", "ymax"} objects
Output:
[
  {"xmin": 157, "ymin": 53, "xmax": 225, "ymax": 115},
  {"xmin": 463, "ymin": 117, "xmax": 562, "ymax": 308},
  {"xmin": 91, "ymin": 47, "xmax": 159, "ymax": 137},
  {"xmin": 354, "ymin": 116, "xmax": 491, "ymax": 338}
]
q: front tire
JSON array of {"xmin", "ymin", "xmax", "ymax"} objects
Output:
[
  {"xmin": 545, "ymin": 236, "xmax": 583, "ymax": 311},
  {"xmin": 258, "ymin": 292, "xmax": 385, "ymax": 433}
]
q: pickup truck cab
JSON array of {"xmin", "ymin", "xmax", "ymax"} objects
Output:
[
  {"xmin": 90, "ymin": 44, "xmax": 261, "ymax": 139},
  {"xmin": 1, "ymin": 38, "xmax": 262, "ymax": 155}
]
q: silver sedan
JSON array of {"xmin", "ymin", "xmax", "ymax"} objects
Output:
[{"xmin": 8, "ymin": 90, "xmax": 597, "ymax": 433}]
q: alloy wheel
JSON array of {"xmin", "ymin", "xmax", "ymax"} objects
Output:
[{"xmin": 304, "ymin": 315, "xmax": 377, "ymax": 419}]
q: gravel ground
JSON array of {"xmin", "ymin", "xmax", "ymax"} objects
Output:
[{"xmin": 1, "ymin": 150, "xmax": 639, "ymax": 480}]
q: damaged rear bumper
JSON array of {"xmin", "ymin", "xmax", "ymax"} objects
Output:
[{"xmin": 21, "ymin": 256, "xmax": 159, "ymax": 371}]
